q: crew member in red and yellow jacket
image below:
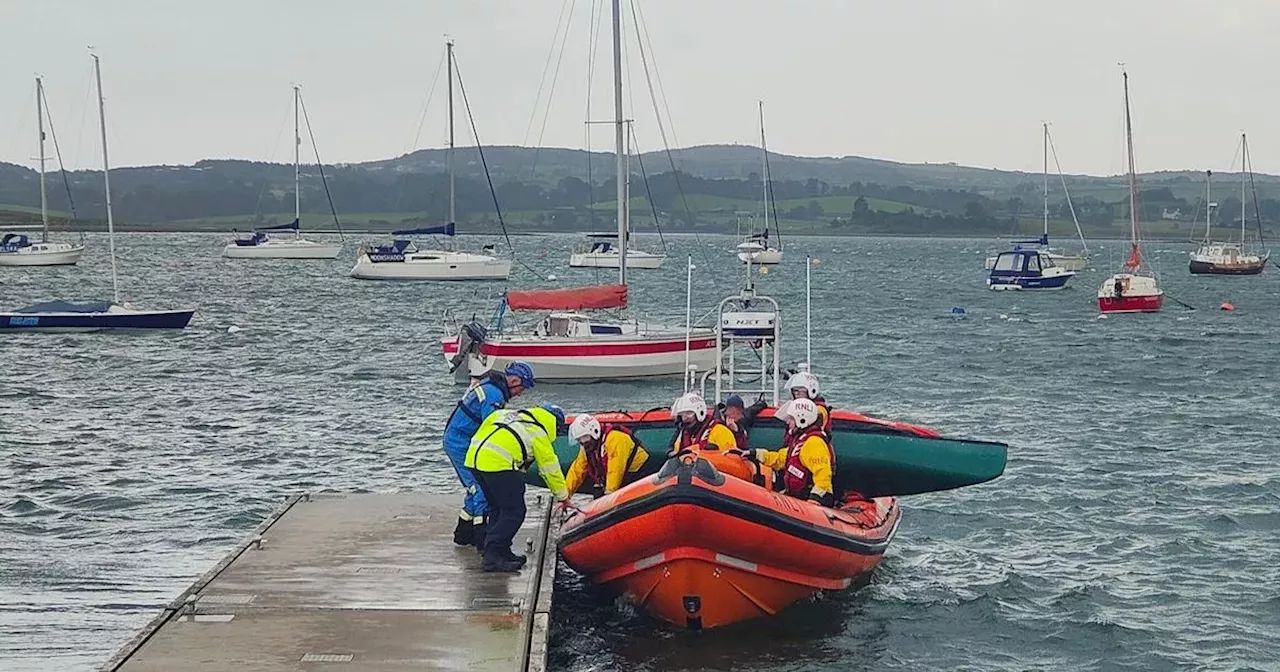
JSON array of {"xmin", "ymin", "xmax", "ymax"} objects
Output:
[
  {"xmin": 786, "ymin": 370, "xmax": 831, "ymax": 433},
  {"xmin": 564, "ymin": 414, "xmax": 650, "ymax": 498},
  {"xmin": 754, "ymin": 398, "xmax": 836, "ymax": 507},
  {"xmin": 669, "ymin": 392, "xmax": 739, "ymax": 454}
]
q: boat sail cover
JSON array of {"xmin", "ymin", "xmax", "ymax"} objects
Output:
[
  {"xmin": 393, "ymin": 223, "xmax": 455, "ymax": 237},
  {"xmin": 1125, "ymin": 243, "xmax": 1142, "ymax": 270},
  {"xmin": 257, "ymin": 220, "xmax": 300, "ymax": 231},
  {"xmin": 506, "ymin": 284, "xmax": 628, "ymax": 311}
]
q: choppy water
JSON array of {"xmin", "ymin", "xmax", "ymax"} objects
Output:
[{"xmin": 3, "ymin": 232, "xmax": 1279, "ymax": 671}]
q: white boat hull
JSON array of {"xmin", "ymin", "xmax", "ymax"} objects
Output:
[
  {"xmin": 442, "ymin": 331, "xmax": 717, "ymax": 381},
  {"xmin": 350, "ymin": 251, "xmax": 512, "ymax": 280},
  {"xmin": 569, "ymin": 251, "xmax": 665, "ymax": 269},
  {"xmin": 737, "ymin": 247, "xmax": 782, "ymax": 265},
  {"xmin": 0, "ymin": 243, "xmax": 85, "ymax": 266},
  {"xmin": 222, "ymin": 239, "xmax": 341, "ymax": 259}
]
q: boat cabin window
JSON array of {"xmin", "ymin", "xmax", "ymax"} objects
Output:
[
  {"xmin": 540, "ymin": 316, "xmax": 571, "ymax": 337},
  {"xmin": 1025, "ymin": 255, "xmax": 1042, "ymax": 272},
  {"xmin": 993, "ymin": 254, "xmax": 1019, "ymax": 271}
]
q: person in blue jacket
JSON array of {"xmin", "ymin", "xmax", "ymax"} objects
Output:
[{"xmin": 443, "ymin": 361, "xmax": 536, "ymax": 550}]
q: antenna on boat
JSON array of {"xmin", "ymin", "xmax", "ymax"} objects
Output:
[
  {"xmin": 805, "ymin": 255, "xmax": 812, "ymax": 372},
  {"xmin": 683, "ymin": 254, "xmax": 695, "ymax": 392}
]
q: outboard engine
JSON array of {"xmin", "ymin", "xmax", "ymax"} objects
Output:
[{"xmin": 449, "ymin": 321, "xmax": 488, "ymax": 380}]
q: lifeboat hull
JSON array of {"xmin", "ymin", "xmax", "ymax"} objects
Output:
[{"xmin": 559, "ymin": 457, "xmax": 900, "ymax": 630}]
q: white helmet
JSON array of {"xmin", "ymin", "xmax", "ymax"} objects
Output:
[
  {"xmin": 787, "ymin": 398, "xmax": 820, "ymax": 430},
  {"xmin": 670, "ymin": 392, "xmax": 707, "ymax": 423},
  {"xmin": 568, "ymin": 414, "xmax": 602, "ymax": 443},
  {"xmin": 786, "ymin": 371, "xmax": 820, "ymax": 399}
]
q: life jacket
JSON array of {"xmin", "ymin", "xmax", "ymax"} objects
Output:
[
  {"xmin": 673, "ymin": 417, "xmax": 728, "ymax": 454},
  {"xmin": 813, "ymin": 396, "xmax": 832, "ymax": 434},
  {"xmin": 583, "ymin": 424, "xmax": 643, "ymax": 498},
  {"xmin": 782, "ymin": 425, "xmax": 835, "ymax": 497},
  {"xmin": 446, "ymin": 372, "xmax": 509, "ymax": 429},
  {"xmin": 471, "ymin": 408, "xmax": 544, "ymax": 471}
]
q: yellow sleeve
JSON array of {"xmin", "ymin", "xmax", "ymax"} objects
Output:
[
  {"xmin": 756, "ymin": 447, "xmax": 788, "ymax": 471},
  {"xmin": 800, "ymin": 436, "xmax": 833, "ymax": 496},
  {"xmin": 629, "ymin": 444, "xmax": 649, "ymax": 473},
  {"xmin": 532, "ymin": 435, "xmax": 569, "ymax": 501},
  {"xmin": 603, "ymin": 432, "xmax": 634, "ymax": 493},
  {"xmin": 564, "ymin": 447, "xmax": 588, "ymax": 495},
  {"xmin": 708, "ymin": 424, "xmax": 738, "ymax": 452}
]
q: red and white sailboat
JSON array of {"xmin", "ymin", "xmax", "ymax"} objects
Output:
[
  {"xmin": 439, "ymin": 0, "xmax": 716, "ymax": 381},
  {"xmin": 441, "ymin": 284, "xmax": 716, "ymax": 380},
  {"xmin": 1098, "ymin": 68, "xmax": 1163, "ymax": 314}
]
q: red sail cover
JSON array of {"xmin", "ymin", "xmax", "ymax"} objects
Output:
[
  {"xmin": 506, "ymin": 284, "xmax": 628, "ymax": 311},
  {"xmin": 1125, "ymin": 243, "xmax": 1142, "ymax": 270}
]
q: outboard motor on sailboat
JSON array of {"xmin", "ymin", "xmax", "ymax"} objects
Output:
[{"xmin": 449, "ymin": 321, "xmax": 487, "ymax": 380}]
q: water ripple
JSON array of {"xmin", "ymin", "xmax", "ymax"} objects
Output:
[{"xmin": 3, "ymin": 234, "xmax": 1280, "ymax": 670}]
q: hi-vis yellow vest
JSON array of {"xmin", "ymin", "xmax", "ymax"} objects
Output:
[{"xmin": 464, "ymin": 408, "xmax": 569, "ymax": 501}]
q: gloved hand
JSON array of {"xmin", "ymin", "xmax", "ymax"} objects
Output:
[
  {"xmin": 808, "ymin": 491, "xmax": 835, "ymax": 508},
  {"xmin": 555, "ymin": 499, "xmax": 582, "ymax": 516}
]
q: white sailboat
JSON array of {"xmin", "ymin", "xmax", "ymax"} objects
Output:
[
  {"xmin": 569, "ymin": 235, "xmax": 665, "ymax": 269},
  {"xmin": 350, "ymin": 40, "xmax": 511, "ymax": 281},
  {"xmin": 0, "ymin": 77, "xmax": 85, "ymax": 267},
  {"xmin": 568, "ymin": 125, "xmax": 666, "ymax": 269},
  {"xmin": 223, "ymin": 86, "xmax": 342, "ymax": 259},
  {"xmin": 984, "ymin": 123, "xmax": 1089, "ymax": 271},
  {"xmin": 737, "ymin": 101, "xmax": 782, "ymax": 265},
  {"xmin": 441, "ymin": 0, "xmax": 715, "ymax": 380},
  {"xmin": 1188, "ymin": 134, "xmax": 1269, "ymax": 275},
  {"xmin": 3, "ymin": 54, "xmax": 194, "ymax": 332}
]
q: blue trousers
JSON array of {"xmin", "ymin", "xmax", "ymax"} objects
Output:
[{"xmin": 443, "ymin": 436, "xmax": 487, "ymax": 519}]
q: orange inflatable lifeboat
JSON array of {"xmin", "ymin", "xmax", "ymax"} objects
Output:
[{"xmin": 558, "ymin": 452, "xmax": 899, "ymax": 630}]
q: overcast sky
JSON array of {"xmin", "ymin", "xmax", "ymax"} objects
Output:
[{"xmin": 2, "ymin": 0, "xmax": 1278, "ymax": 176}]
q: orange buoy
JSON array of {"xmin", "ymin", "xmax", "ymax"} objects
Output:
[{"xmin": 1221, "ymin": 301, "xmax": 1235, "ymax": 311}]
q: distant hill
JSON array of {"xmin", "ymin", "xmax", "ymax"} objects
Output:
[{"xmin": 3, "ymin": 145, "xmax": 1279, "ymax": 237}]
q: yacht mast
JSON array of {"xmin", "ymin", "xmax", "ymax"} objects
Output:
[
  {"xmin": 293, "ymin": 85, "xmax": 301, "ymax": 235},
  {"xmin": 447, "ymin": 39, "xmax": 456, "ymax": 225},
  {"xmin": 1122, "ymin": 69, "xmax": 1140, "ymax": 265},
  {"xmin": 1042, "ymin": 122, "xmax": 1049, "ymax": 238},
  {"xmin": 1241, "ymin": 133, "xmax": 1247, "ymax": 245},
  {"xmin": 36, "ymin": 77, "xmax": 49, "ymax": 243},
  {"xmin": 92, "ymin": 54, "xmax": 120, "ymax": 303},
  {"xmin": 611, "ymin": 0, "xmax": 627, "ymax": 285}
]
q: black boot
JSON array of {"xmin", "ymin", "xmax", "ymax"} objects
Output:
[
  {"xmin": 472, "ymin": 522, "xmax": 487, "ymax": 554},
  {"xmin": 503, "ymin": 549, "xmax": 528, "ymax": 567},
  {"xmin": 452, "ymin": 517, "xmax": 473, "ymax": 546},
  {"xmin": 481, "ymin": 553, "xmax": 523, "ymax": 573}
]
